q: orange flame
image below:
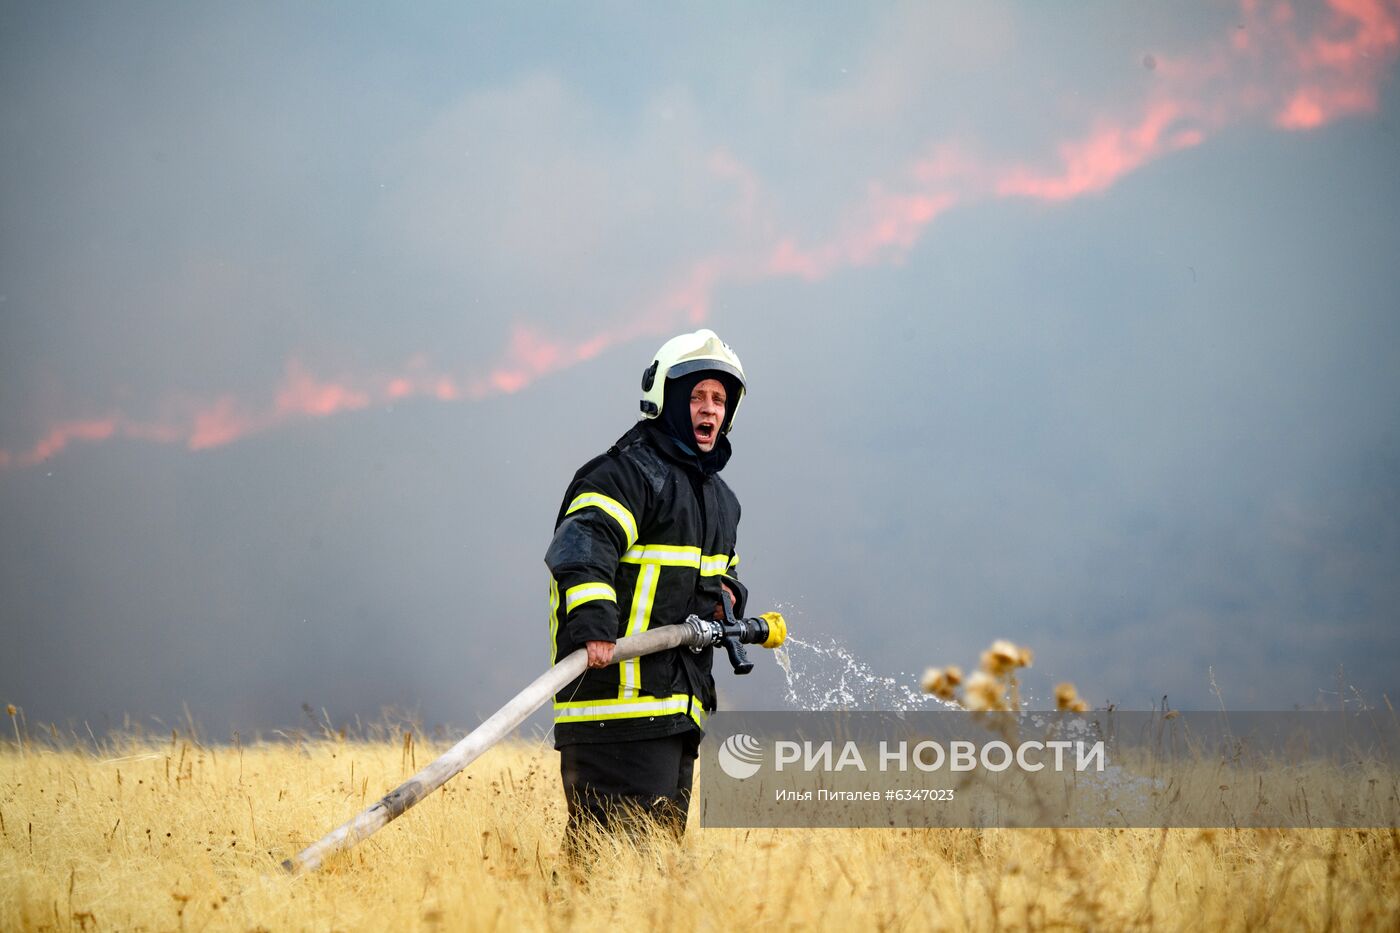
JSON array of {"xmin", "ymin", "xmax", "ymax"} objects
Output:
[
  {"xmin": 3, "ymin": 0, "xmax": 1397, "ymax": 469},
  {"xmin": 996, "ymin": 102, "xmax": 1205, "ymax": 202},
  {"xmin": 749, "ymin": 0, "xmax": 1397, "ymax": 278}
]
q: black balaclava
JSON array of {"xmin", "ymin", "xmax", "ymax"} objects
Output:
[{"xmin": 658, "ymin": 370, "xmax": 741, "ymax": 474}]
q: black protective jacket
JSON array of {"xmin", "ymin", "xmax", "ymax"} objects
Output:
[{"xmin": 545, "ymin": 420, "xmax": 747, "ymax": 747}]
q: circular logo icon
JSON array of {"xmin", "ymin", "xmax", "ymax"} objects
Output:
[{"xmin": 717, "ymin": 733, "xmax": 764, "ymax": 780}]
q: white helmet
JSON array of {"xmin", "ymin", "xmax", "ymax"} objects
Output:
[{"xmin": 639, "ymin": 328, "xmax": 746, "ymax": 433}]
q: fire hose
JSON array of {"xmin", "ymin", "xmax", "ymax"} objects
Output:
[{"xmin": 284, "ymin": 602, "xmax": 786, "ymax": 873}]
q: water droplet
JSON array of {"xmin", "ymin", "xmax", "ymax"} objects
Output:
[{"xmin": 775, "ymin": 635, "xmax": 959, "ymax": 712}]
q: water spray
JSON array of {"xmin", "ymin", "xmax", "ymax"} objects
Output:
[{"xmin": 283, "ymin": 598, "xmax": 786, "ymax": 874}]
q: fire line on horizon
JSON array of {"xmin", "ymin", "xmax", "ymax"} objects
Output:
[{"xmin": 3, "ymin": 0, "xmax": 1395, "ymax": 470}]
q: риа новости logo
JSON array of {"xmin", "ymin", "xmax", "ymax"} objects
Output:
[{"xmin": 717, "ymin": 733, "xmax": 764, "ymax": 779}]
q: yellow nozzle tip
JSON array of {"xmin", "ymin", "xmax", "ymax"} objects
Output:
[{"xmin": 760, "ymin": 611, "xmax": 787, "ymax": 649}]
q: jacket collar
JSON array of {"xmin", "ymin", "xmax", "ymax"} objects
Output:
[{"xmin": 631, "ymin": 420, "xmax": 732, "ymax": 476}]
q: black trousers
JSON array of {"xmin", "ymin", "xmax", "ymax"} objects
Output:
[{"xmin": 560, "ymin": 731, "xmax": 701, "ymax": 849}]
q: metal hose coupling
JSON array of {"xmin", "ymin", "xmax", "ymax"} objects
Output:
[{"xmin": 683, "ymin": 607, "xmax": 788, "ymax": 675}]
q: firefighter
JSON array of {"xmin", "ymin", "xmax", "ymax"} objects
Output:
[{"xmin": 545, "ymin": 328, "xmax": 750, "ymax": 848}]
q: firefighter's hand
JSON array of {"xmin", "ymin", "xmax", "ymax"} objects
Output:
[
  {"xmin": 585, "ymin": 640, "xmax": 615, "ymax": 669},
  {"xmin": 713, "ymin": 583, "xmax": 737, "ymax": 620}
]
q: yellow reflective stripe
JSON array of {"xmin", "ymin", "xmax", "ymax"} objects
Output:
[
  {"xmin": 620, "ymin": 564, "xmax": 659, "ymax": 697},
  {"xmin": 565, "ymin": 493, "xmax": 638, "ymax": 549},
  {"xmin": 553, "ymin": 694, "xmax": 708, "ymax": 728},
  {"xmin": 618, "ymin": 667, "xmax": 642, "ymax": 699},
  {"xmin": 623, "ymin": 566, "xmax": 658, "ymax": 638},
  {"xmin": 548, "ymin": 577, "xmax": 560, "ymax": 665},
  {"xmin": 728, "ymin": 553, "xmax": 740, "ymax": 571},
  {"xmin": 700, "ymin": 553, "xmax": 730, "ymax": 576},
  {"xmin": 564, "ymin": 581, "xmax": 616, "ymax": 613},
  {"xmin": 620, "ymin": 544, "xmax": 702, "ymax": 567},
  {"xmin": 619, "ymin": 544, "xmax": 731, "ymax": 575}
]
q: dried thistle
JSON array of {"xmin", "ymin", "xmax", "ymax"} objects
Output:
[
  {"xmin": 925, "ymin": 642, "xmax": 1081, "ymax": 714},
  {"xmin": 981, "ymin": 639, "xmax": 1031, "ymax": 677},
  {"xmin": 920, "ymin": 667, "xmax": 961, "ymax": 701},
  {"xmin": 964, "ymin": 671, "xmax": 1004, "ymax": 712}
]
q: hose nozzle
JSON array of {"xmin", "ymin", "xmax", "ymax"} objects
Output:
[
  {"xmin": 758, "ymin": 611, "xmax": 787, "ymax": 648},
  {"xmin": 682, "ymin": 604, "xmax": 788, "ymax": 674}
]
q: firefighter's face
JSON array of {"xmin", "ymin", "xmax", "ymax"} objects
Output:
[{"xmin": 689, "ymin": 378, "xmax": 727, "ymax": 452}]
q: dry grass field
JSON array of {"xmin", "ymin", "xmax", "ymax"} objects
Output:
[{"xmin": 2, "ymin": 721, "xmax": 1398, "ymax": 932}]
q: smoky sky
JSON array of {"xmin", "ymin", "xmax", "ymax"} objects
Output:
[{"xmin": 2, "ymin": 2, "xmax": 1398, "ymax": 735}]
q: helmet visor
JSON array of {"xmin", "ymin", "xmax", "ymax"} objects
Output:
[{"xmin": 665, "ymin": 358, "xmax": 746, "ymax": 386}]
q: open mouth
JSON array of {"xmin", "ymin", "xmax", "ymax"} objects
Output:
[{"xmin": 694, "ymin": 421, "xmax": 716, "ymax": 444}]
